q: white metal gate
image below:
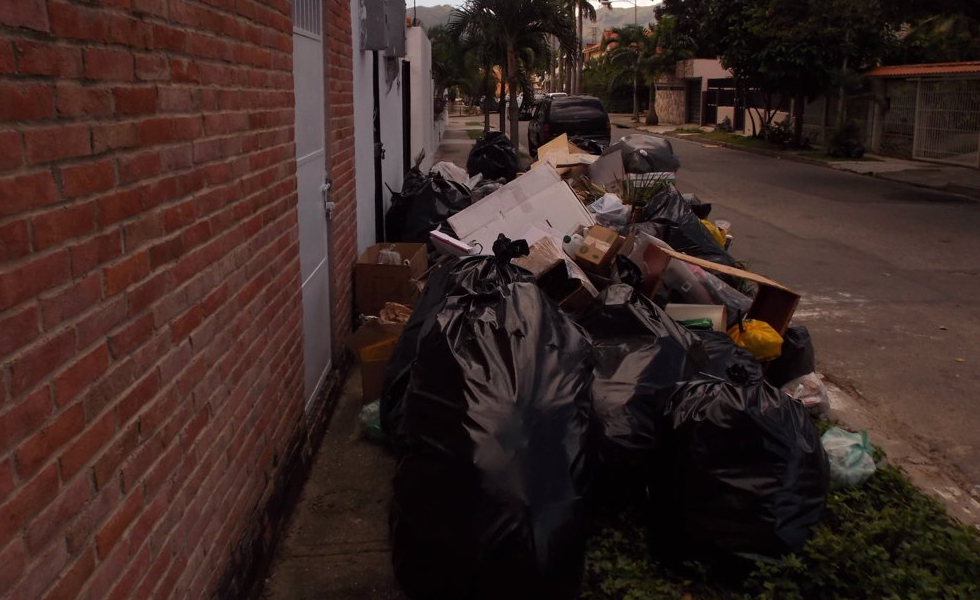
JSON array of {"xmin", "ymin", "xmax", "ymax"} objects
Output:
[
  {"xmin": 913, "ymin": 77, "xmax": 980, "ymax": 168},
  {"xmin": 293, "ymin": 0, "xmax": 332, "ymax": 406}
]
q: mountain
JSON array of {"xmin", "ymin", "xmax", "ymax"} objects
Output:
[{"xmin": 411, "ymin": 3, "xmax": 659, "ymax": 40}]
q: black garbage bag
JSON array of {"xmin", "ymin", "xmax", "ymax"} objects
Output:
[
  {"xmin": 466, "ymin": 130, "xmax": 520, "ymax": 182},
  {"xmin": 386, "ymin": 168, "xmax": 472, "ymax": 244},
  {"xmin": 385, "ymin": 238, "xmax": 596, "ymax": 600},
  {"xmin": 650, "ymin": 380, "xmax": 829, "ymax": 565},
  {"xmin": 602, "ymin": 134, "xmax": 680, "ymax": 173},
  {"xmin": 635, "ymin": 185, "xmax": 740, "ymax": 284},
  {"xmin": 694, "ymin": 330, "xmax": 765, "ymax": 385},
  {"xmin": 765, "ymin": 326, "xmax": 815, "ymax": 388},
  {"xmin": 568, "ymin": 135, "xmax": 604, "ymax": 156},
  {"xmin": 681, "ymin": 192, "xmax": 712, "ymax": 219},
  {"xmin": 577, "ymin": 284, "xmax": 707, "ymax": 501}
]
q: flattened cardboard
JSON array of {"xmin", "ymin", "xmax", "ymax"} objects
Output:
[
  {"xmin": 643, "ymin": 244, "xmax": 799, "ymax": 334},
  {"xmin": 354, "ymin": 243, "xmax": 427, "ymax": 316},
  {"xmin": 447, "ymin": 164, "xmax": 562, "ymax": 240},
  {"xmin": 448, "ymin": 168, "xmax": 595, "ymax": 255}
]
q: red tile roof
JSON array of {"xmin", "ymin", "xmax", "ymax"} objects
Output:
[{"xmin": 864, "ymin": 62, "xmax": 980, "ymax": 77}]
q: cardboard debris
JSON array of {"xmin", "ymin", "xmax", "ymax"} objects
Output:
[
  {"xmin": 642, "ymin": 244, "xmax": 799, "ymax": 335},
  {"xmin": 447, "ymin": 164, "xmax": 595, "ymax": 255},
  {"xmin": 512, "ymin": 236, "xmax": 598, "ymax": 312},
  {"xmin": 531, "ymin": 134, "xmax": 600, "ymax": 174},
  {"xmin": 346, "ymin": 321, "xmax": 405, "ymax": 404},
  {"xmin": 355, "ymin": 243, "xmax": 427, "ymax": 316},
  {"xmin": 574, "ymin": 225, "xmax": 625, "ymax": 276}
]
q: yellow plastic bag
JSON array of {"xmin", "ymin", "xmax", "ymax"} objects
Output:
[
  {"xmin": 727, "ymin": 319, "xmax": 783, "ymax": 361},
  {"xmin": 701, "ymin": 219, "xmax": 726, "ymax": 247}
]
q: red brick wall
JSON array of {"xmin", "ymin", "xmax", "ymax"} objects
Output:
[
  {"xmin": 324, "ymin": 0, "xmax": 355, "ymax": 353},
  {"xmin": 0, "ymin": 1, "xmax": 352, "ymax": 598}
]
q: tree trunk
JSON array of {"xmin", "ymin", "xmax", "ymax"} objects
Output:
[
  {"xmin": 836, "ymin": 56, "xmax": 848, "ymax": 130},
  {"xmin": 558, "ymin": 53, "xmax": 565, "ymax": 93},
  {"xmin": 482, "ymin": 60, "xmax": 491, "ymax": 132},
  {"xmin": 632, "ymin": 68, "xmax": 639, "ymax": 122},
  {"xmin": 793, "ymin": 90, "xmax": 805, "ymax": 148},
  {"xmin": 645, "ymin": 79, "xmax": 659, "ymax": 125},
  {"xmin": 498, "ymin": 79, "xmax": 506, "ymax": 133},
  {"xmin": 576, "ymin": 5, "xmax": 583, "ymax": 94},
  {"xmin": 507, "ymin": 46, "xmax": 521, "ymax": 154}
]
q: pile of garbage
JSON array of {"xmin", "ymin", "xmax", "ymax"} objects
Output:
[{"xmin": 356, "ymin": 133, "xmax": 840, "ymax": 600}]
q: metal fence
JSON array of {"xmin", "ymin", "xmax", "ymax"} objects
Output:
[{"xmin": 913, "ymin": 77, "xmax": 980, "ymax": 168}]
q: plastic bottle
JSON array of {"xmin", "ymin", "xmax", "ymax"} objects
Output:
[{"xmin": 562, "ymin": 233, "xmax": 584, "ymax": 257}]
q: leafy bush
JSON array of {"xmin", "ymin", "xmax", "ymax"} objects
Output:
[
  {"xmin": 583, "ymin": 462, "xmax": 980, "ymax": 600},
  {"xmin": 827, "ymin": 121, "xmax": 865, "ymax": 159}
]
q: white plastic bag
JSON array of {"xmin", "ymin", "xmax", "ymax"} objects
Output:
[
  {"xmin": 782, "ymin": 372, "xmax": 830, "ymax": 417},
  {"xmin": 821, "ymin": 427, "xmax": 876, "ymax": 487},
  {"xmin": 588, "ymin": 193, "xmax": 631, "ymax": 228}
]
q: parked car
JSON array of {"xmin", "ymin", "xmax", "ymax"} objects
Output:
[
  {"xmin": 519, "ymin": 93, "xmax": 545, "ymax": 121},
  {"xmin": 528, "ymin": 95, "xmax": 610, "ymax": 159}
]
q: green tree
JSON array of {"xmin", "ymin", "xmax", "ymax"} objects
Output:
[
  {"xmin": 638, "ymin": 15, "xmax": 695, "ymax": 125},
  {"xmin": 894, "ymin": 14, "xmax": 980, "ymax": 63},
  {"xmin": 655, "ymin": 0, "xmax": 718, "ymax": 57},
  {"xmin": 601, "ymin": 24, "xmax": 648, "ymax": 122},
  {"xmin": 706, "ymin": 0, "xmax": 895, "ymax": 146},
  {"xmin": 451, "ymin": 0, "xmax": 576, "ymax": 147}
]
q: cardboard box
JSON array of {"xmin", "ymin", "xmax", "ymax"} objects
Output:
[
  {"xmin": 346, "ymin": 322, "xmax": 405, "ymax": 404},
  {"xmin": 447, "ymin": 165, "xmax": 595, "ymax": 255},
  {"xmin": 642, "ymin": 244, "xmax": 799, "ymax": 334},
  {"xmin": 354, "ymin": 243, "xmax": 427, "ymax": 316},
  {"xmin": 512, "ymin": 236, "xmax": 599, "ymax": 312},
  {"xmin": 574, "ymin": 225, "xmax": 624, "ymax": 275}
]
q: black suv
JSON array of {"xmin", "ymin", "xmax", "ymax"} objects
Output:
[{"xmin": 528, "ymin": 95, "xmax": 611, "ymax": 158}]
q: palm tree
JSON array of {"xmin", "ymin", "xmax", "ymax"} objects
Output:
[
  {"xmin": 601, "ymin": 24, "xmax": 647, "ymax": 122},
  {"xmin": 639, "ymin": 15, "xmax": 695, "ymax": 125},
  {"xmin": 450, "ymin": 0, "xmax": 576, "ymax": 149}
]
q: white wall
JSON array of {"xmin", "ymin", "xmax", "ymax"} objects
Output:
[
  {"xmin": 406, "ymin": 27, "xmax": 436, "ymax": 173},
  {"xmin": 351, "ymin": 0, "xmax": 407, "ymax": 253}
]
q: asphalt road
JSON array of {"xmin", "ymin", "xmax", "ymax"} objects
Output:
[{"xmin": 497, "ymin": 112, "xmax": 980, "ymax": 492}]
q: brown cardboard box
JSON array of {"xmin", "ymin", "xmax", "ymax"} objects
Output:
[
  {"xmin": 513, "ymin": 236, "xmax": 599, "ymax": 312},
  {"xmin": 574, "ymin": 225, "xmax": 624, "ymax": 275},
  {"xmin": 354, "ymin": 243, "xmax": 427, "ymax": 316},
  {"xmin": 346, "ymin": 322, "xmax": 405, "ymax": 404},
  {"xmin": 641, "ymin": 244, "xmax": 799, "ymax": 335}
]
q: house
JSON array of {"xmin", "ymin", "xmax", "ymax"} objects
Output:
[
  {"xmin": 863, "ymin": 62, "xmax": 980, "ymax": 168},
  {"xmin": 0, "ymin": 1, "xmax": 436, "ymax": 599}
]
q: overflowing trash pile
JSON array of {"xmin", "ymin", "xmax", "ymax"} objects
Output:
[{"xmin": 350, "ymin": 133, "xmax": 843, "ymax": 600}]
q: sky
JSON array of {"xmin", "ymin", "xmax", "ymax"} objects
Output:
[{"xmin": 410, "ymin": 0, "xmax": 659, "ymax": 8}]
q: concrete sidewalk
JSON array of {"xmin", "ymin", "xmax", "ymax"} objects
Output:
[
  {"xmin": 260, "ymin": 369, "xmax": 404, "ymax": 600},
  {"xmin": 608, "ymin": 113, "xmax": 980, "ymax": 201}
]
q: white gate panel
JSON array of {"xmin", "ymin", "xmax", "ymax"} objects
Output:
[
  {"xmin": 913, "ymin": 77, "xmax": 980, "ymax": 168},
  {"xmin": 293, "ymin": 0, "xmax": 332, "ymax": 406}
]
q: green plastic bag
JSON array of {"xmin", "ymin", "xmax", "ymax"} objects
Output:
[
  {"xmin": 359, "ymin": 400, "xmax": 387, "ymax": 444},
  {"xmin": 821, "ymin": 427, "xmax": 875, "ymax": 487}
]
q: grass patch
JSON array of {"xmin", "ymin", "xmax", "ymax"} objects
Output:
[
  {"xmin": 466, "ymin": 129, "xmax": 484, "ymax": 140},
  {"xmin": 582, "ymin": 462, "xmax": 980, "ymax": 600}
]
